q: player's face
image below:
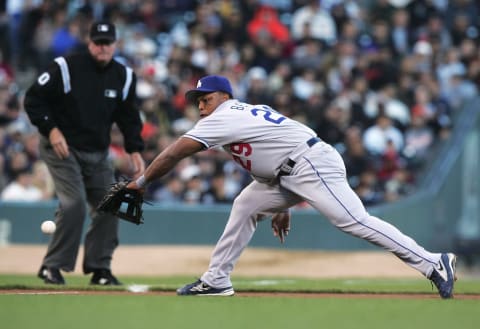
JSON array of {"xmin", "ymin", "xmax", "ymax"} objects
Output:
[
  {"xmin": 196, "ymin": 92, "xmax": 229, "ymax": 118},
  {"xmin": 88, "ymin": 40, "xmax": 116, "ymax": 66}
]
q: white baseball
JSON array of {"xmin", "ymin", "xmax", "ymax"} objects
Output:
[{"xmin": 41, "ymin": 220, "xmax": 56, "ymax": 234}]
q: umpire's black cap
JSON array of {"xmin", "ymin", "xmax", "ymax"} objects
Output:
[{"xmin": 89, "ymin": 21, "xmax": 116, "ymax": 43}]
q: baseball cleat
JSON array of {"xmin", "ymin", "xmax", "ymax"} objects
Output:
[
  {"xmin": 177, "ymin": 279, "xmax": 234, "ymax": 296},
  {"xmin": 429, "ymin": 253, "xmax": 457, "ymax": 299},
  {"xmin": 38, "ymin": 266, "xmax": 65, "ymax": 285},
  {"xmin": 90, "ymin": 269, "xmax": 122, "ymax": 286}
]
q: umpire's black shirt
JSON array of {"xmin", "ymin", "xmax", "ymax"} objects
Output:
[{"xmin": 24, "ymin": 52, "xmax": 144, "ymax": 153}]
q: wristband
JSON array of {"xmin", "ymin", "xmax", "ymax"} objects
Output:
[{"xmin": 135, "ymin": 175, "xmax": 147, "ymax": 188}]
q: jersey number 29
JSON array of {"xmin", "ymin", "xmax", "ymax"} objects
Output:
[{"xmin": 230, "ymin": 143, "xmax": 252, "ymax": 171}]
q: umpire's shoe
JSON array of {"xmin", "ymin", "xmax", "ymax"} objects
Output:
[
  {"xmin": 90, "ymin": 269, "xmax": 122, "ymax": 286},
  {"xmin": 429, "ymin": 253, "xmax": 457, "ymax": 299},
  {"xmin": 38, "ymin": 266, "xmax": 65, "ymax": 285},
  {"xmin": 177, "ymin": 279, "xmax": 234, "ymax": 296}
]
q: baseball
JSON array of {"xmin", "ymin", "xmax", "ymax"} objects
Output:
[{"xmin": 41, "ymin": 220, "xmax": 56, "ymax": 234}]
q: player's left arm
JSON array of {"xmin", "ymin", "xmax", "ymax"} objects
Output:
[{"xmin": 128, "ymin": 137, "xmax": 204, "ymax": 189}]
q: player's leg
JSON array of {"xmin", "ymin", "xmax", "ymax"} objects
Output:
[
  {"xmin": 281, "ymin": 143, "xmax": 441, "ymax": 277},
  {"xmin": 199, "ymin": 180, "xmax": 301, "ymax": 289}
]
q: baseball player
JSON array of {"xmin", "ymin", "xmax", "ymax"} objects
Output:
[{"xmin": 128, "ymin": 75, "xmax": 457, "ymax": 298}]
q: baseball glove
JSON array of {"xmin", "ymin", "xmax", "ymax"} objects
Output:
[{"xmin": 97, "ymin": 180, "xmax": 145, "ymax": 225}]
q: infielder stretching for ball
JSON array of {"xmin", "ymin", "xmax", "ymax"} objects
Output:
[{"xmin": 128, "ymin": 75, "xmax": 457, "ymax": 298}]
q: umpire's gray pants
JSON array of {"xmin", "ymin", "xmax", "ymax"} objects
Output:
[{"xmin": 39, "ymin": 137, "xmax": 118, "ymax": 273}]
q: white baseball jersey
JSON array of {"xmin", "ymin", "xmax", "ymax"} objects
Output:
[{"xmin": 183, "ymin": 99, "xmax": 317, "ymax": 181}]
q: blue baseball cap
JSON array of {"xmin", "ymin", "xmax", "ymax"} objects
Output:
[{"xmin": 185, "ymin": 75, "xmax": 233, "ymax": 103}]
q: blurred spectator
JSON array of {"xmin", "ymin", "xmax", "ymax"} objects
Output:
[
  {"xmin": 291, "ymin": 68, "xmax": 321, "ymax": 101},
  {"xmin": 267, "ymin": 61, "xmax": 292, "ymax": 93},
  {"xmin": 377, "ymin": 139, "xmax": 403, "ymax": 182},
  {"xmin": 368, "ymin": 0, "xmax": 396, "ymax": 24},
  {"xmin": 290, "ymin": 0, "xmax": 337, "ymax": 45},
  {"xmin": 49, "ymin": 13, "xmax": 83, "ymax": 58},
  {"xmin": 246, "ymin": 5, "xmax": 290, "ymax": 46},
  {"xmin": 342, "ymin": 125, "xmax": 375, "ymax": 189},
  {"xmin": 447, "ymin": 9, "xmax": 479, "ymax": 46},
  {"xmin": 109, "ymin": 124, "xmax": 134, "ymax": 179},
  {"xmin": 410, "ymin": 84, "xmax": 438, "ymax": 126},
  {"xmin": 403, "ymin": 113, "xmax": 435, "ymax": 168},
  {"xmin": 315, "ymin": 100, "xmax": 348, "ymax": 147},
  {"xmin": 383, "ymin": 167, "xmax": 415, "ymax": 202},
  {"xmin": 364, "ymin": 84, "xmax": 410, "ymax": 129},
  {"xmin": 243, "ymin": 66, "xmax": 272, "ymax": 104},
  {"xmin": 201, "ymin": 171, "xmax": 230, "ymax": 204},
  {"xmin": 389, "ymin": 8, "xmax": 414, "ymax": 58},
  {"xmin": 123, "ymin": 23, "xmax": 158, "ymax": 61},
  {"xmin": 412, "ymin": 39, "xmax": 434, "ymax": 74},
  {"xmin": 0, "ymin": 166, "xmax": 43, "ymax": 201},
  {"xmin": 0, "ymin": 50, "xmax": 14, "ymax": 83},
  {"xmin": 152, "ymin": 174, "xmax": 184, "ymax": 204},
  {"xmin": 418, "ymin": 12, "xmax": 452, "ymax": 53},
  {"xmin": 0, "ymin": 81, "xmax": 19, "ymax": 125},
  {"xmin": 354, "ymin": 169, "xmax": 384, "ymax": 206},
  {"xmin": 187, "ymin": 1, "xmax": 223, "ymax": 46},
  {"xmin": 31, "ymin": 159, "xmax": 54, "ymax": 200},
  {"xmin": 218, "ymin": 5, "xmax": 248, "ymax": 45},
  {"xmin": 6, "ymin": 0, "xmax": 43, "ymax": 71},
  {"xmin": 405, "ymin": 0, "xmax": 441, "ymax": 32},
  {"xmin": 245, "ymin": 5, "xmax": 291, "ymax": 73},
  {"xmin": 436, "ymin": 47, "xmax": 467, "ymax": 94},
  {"xmin": 363, "ymin": 114, "xmax": 404, "ymax": 156},
  {"xmin": 361, "ymin": 43, "xmax": 397, "ymax": 91},
  {"xmin": 291, "ymin": 37, "xmax": 324, "ymax": 71},
  {"xmin": 442, "ymin": 66, "xmax": 478, "ymax": 109}
]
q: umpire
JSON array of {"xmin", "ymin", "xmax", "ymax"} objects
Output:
[{"xmin": 24, "ymin": 21, "xmax": 145, "ymax": 285}]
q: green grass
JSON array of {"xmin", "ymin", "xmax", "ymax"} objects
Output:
[
  {"xmin": 1, "ymin": 294, "xmax": 478, "ymax": 329},
  {"xmin": 2, "ymin": 274, "xmax": 480, "ymax": 295},
  {"xmin": 1, "ymin": 274, "xmax": 479, "ymax": 329}
]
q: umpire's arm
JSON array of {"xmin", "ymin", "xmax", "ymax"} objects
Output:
[
  {"xmin": 24, "ymin": 63, "xmax": 63, "ymax": 137},
  {"xmin": 113, "ymin": 72, "xmax": 144, "ymax": 154},
  {"xmin": 113, "ymin": 70, "xmax": 145, "ymax": 177}
]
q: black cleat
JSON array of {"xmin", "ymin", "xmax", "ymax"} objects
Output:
[
  {"xmin": 429, "ymin": 253, "xmax": 457, "ymax": 299},
  {"xmin": 38, "ymin": 266, "xmax": 65, "ymax": 285},
  {"xmin": 90, "ymin": 269, "xmax": 122, "ymax": 286},
  {"xmin": 177, "ymin": 279, "xmax": 234, "ymax": 296}
]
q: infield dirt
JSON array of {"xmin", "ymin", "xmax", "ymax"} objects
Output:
[
  {"xmin": 3, "ymin": 245, "xmax": 480, "ymax": 299},
  {"xmin": 0, "ymin": 244, "xmax": 472, "ymax": 278}
]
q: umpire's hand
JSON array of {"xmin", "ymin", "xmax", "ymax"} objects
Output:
[
  {"xmin": 271, "ymin": 210, "xmax": 291, "ymax": 244},
  {"xmin": 49, "ymin": 127, "xmax": 69, "ymax": 159}
]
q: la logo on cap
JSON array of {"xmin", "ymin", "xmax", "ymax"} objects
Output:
[
  {"xmin": 98, "ymin": 24, "xmax": 109, "ymax": 32},
  {"xmin": 196, "ymin": 80, "xmax": 202, "ymax": 88}
]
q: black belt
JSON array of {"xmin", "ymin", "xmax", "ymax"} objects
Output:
[{"xmin": 278, "ymin": 137, "xmax": 321, "ymax": 177}]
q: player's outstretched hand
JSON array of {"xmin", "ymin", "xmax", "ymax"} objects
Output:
[{"xmin": 271, "ymin": 210, "xmax": 291, "ymax": 244}]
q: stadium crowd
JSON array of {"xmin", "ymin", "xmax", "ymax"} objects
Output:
[{"xmin": 0, "ymin": 0, "xmax": 479, "ymax": 207}]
